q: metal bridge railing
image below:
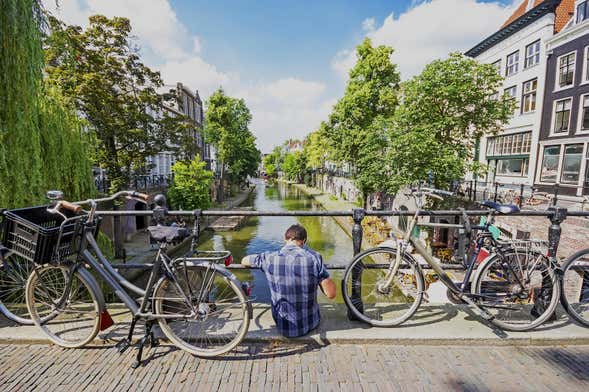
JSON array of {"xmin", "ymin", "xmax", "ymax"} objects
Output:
[{"xmin": 101, "ymin": 207, "xmax": 589, "ymax": 272}]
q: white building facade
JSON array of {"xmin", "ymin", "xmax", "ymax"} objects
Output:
[{"xmin": 465, "ymin": 0, "xmax": 573, "ymax": 187}]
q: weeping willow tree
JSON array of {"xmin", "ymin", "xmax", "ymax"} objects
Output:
[{"xmin": 0, "ymin": 0, "xmax": 94, "ymax": 208}]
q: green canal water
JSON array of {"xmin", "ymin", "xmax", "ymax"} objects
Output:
[{"xmin": 195, "ymin": 181, "xmax": 354, "ymax": 303}]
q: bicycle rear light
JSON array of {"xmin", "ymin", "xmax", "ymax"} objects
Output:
[
  {"xmin": 224, "ymin": 254, "xmax": 233, "ymax": 266},
  {"xmin": 242, "ymin": 282, "xmax": 252, "ymax": 296}
]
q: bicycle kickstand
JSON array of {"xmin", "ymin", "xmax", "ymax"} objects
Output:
[
  {"xmin": 132, "ymin": 320, "xmax": 158, "ymax": 369},
  {"xmin": 115, "ymin": 315, "xmax": 138, "ymax": 354}
]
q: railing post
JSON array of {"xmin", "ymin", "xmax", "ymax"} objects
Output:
[
  {"xmin": 469, "ymin": 180, "xmax": 473, "ymax": 201},
  {"xmin": 547, "ymin": 206, "xmax": 567, "ymax": 258},
  {"xmin": 474, "ymin": 180, "xmax": 478, "ymax": 202},
  {"xmin": 552, "ymin": 183, "xmax": 559, "ymax": 206},
  {"xmin": 519, "ymin": 184, "xmax": 524, "ymax": 208},
  {"xmin": 348, "ymin": 208, "xmax": 366, "ymax": 320},
  {"xmin": 493, "ymin": 182, "xmax": 499, "ymax": 202}
]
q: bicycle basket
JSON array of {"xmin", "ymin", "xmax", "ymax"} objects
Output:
[{"xmin": 1, "ymin": 206, "xmax": 86, "ymax": 264}]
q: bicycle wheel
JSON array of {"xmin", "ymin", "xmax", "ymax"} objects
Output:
[
  {"xmin": 342, "ymin": 247, "xmax": 424, "ymax": 327},
  {"xmin": 26, "ymin": 265, "xmax": 102, "ymax": 348},
  {"xmin": 0, "ymin": 254, "xmax": 35, "ymax": 324},
  {"xmin": 472, "ymin": 249, "xmax": 560, "ymax": 331},
  {"xmin": 154, "ymin": 264, "xmax": 250, "ymax": 357},
  {"xmin": 560, "ymin": 248, "xmax": 589, "ymax": 327}
]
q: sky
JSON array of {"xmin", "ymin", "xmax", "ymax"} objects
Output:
[{"xmin": 43, "ymin": 0, "xmax": 519, "ymax": 153}]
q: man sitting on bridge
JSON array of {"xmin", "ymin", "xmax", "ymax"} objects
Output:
[{"xmin": 241, "ymin": 224, "xmax": 337, "ymax": 337}]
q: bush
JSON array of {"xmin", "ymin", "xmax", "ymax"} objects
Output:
[{"xmin": 167, "ymin": 157, "xmax": 213, "ymax": 210}]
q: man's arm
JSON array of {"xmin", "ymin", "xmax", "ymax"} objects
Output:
[
  {"xmin": 319, "ymin": 278, "xmax": 337, "ymax": 299},
  {"xmin": 241, "ymin": 255, "xmax": 253, "ymax": 267}
]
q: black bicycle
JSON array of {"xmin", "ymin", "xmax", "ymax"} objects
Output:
[{"xmin": 18, "ymin": 191, "xmax": 251, "ymax": 367}]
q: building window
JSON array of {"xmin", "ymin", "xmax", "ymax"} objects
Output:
[
  {"xmin": 540, "ymin": 146, "xmax": 561, "ymax": 183},
  {"xmin": 496, "ymin": 158, "xmax": 528, "ymax": 176},
  {"xmin": 557, "ymin": 52, "xmax": 576, "ymax": 89},
  {"xmin": 506, "ymin": 51, "xmax": 519, "ymax": 76},
  {"xmin": 486, "ymin": 131, "xmax": 532, "ymax": 157},
  {"xmin": 504, "ymin": 85, "xmax": 517, "ymax": 99},
  {"xmin": 489, "ymin": 92, "xmax": 499, "ymax": 101},
  {"xmin": 521, "ymin": 79, "xmax": 537, "ymax": 113},
  {"xmin": 561, "ymin": 144, "xmax": 584, "ymax": 184},
  {"xmin": 524, "ymin": 40, "xmax": 540, "ymax": 68},
  {"xmin": 492, "ymin": 59, "xmax": 501, "ymax": 75},
  {"xmin": 553, "ymin": 98, "xmax": 572, "ymax": 133},
  {"xmin": 581, "ymin": 95, "xmax": 589, "ymax": 132},
  {"xmin": 577, "ymin": 0, "xmax": 589, "ymax": 24}
]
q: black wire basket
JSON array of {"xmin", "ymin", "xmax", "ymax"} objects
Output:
[{"xmin": 1, "ymin": 206, "xmax": 86, "ymax": 265}]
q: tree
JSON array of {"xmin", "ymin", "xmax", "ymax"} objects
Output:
[
  {"xmin": 282, "ymin": 151, "xmax": 307, "ymax": 183},
  {"xmin": 303, "ymin": 128, "xmax": 332, "ymax": 170},
  {"xmin": 167, "ymin": 157, "xmax": 214, "ymax": 210},
  {"xmin": 322, "ymin": 38, "xmax": 400, "ymax": 207},
  {"xmin": 203, "ymin": 88, "xmax": 260, "ymax": 199},
  {"xmin": 44, "ymin": 15, "xmax": 188, "ymax": 191},
  {"xmin": 387, "ymin": 52, "xmax": 515, "ymax": 192},
  {"xmin": 0, "ymin": 0, "xmax": 93, "ymax": 208}
]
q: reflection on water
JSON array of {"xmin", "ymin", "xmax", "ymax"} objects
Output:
[{"xmin": 196, "ymin": 181, "xmax": 354, "ymax": 303}]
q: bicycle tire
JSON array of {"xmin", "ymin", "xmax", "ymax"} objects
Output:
[
  {"xmin": 471, "ymin": 249, "xmax": 560, "ymax": 331},
  {"xmin": 342, "ymin": 247, "xmax": 424, "ymax": 327},
  {"xmin": 26, "ymin": 264, "xmax": 102, "ymax": 348},
  {"xmin": 154, "ymin": 264, "xmax": 250, "ymax": 357},
  {"xmin": 560, "ymin": 248, "xmax": 589, "ymax": 327},
  {"xmin": 0, "ymin": 253, "xmax": 36, "ymax": 324}
]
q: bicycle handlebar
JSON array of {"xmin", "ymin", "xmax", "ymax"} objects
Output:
[{"xmin": 51, "ymin": 190, "xmax": 149, "ymax": 215}]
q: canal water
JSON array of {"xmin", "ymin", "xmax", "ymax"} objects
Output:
[{"xmin": 195, "ymin": 180, "xmax": 354, "ymax": 303}]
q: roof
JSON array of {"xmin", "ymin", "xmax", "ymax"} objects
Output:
[{"xmin": 465, "ymin": 0, "xmax": 573, "ymax": 58}]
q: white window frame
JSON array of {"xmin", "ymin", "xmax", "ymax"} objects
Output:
[
  {"xmin": 578, "ymin": 93, "xmax": 589, "ymax": 134},
  {"xmin": 536, "ymin": 144, "xmax": 563, "ymax": 184},
  {"xmin": 536, "ymin": 141, "xmax": 589, "ymax": 193},
  {"xmin": 521, "ymin": 78, "xmax": 537, "ymax": 114},
  {"xmin": 524, "ymin": 40, "xmax": 541, "ymax": 69},
  {"xmin": 550, "ymin": 97, "xmax": 573, "ymax": 136},
  {"xmin": 506, "ymin": 50, "xmax": 519, "ymax": 77},
  {"xmin": 582, "ymin": 46, "xmax": 589, "ymax": 85},
  {"xmin": 492, "ymin": 59, "xmax": 502, "ymax": 75},
  {"xmin": 554, "ymin": 50, "xmax": 577, "ymax": 92}
]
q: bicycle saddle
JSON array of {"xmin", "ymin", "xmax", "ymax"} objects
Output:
[
  {"xmin": 480, "ymin": 200, "xmax": 520, "ymax": 214},
  {"xmin": 148, "ymin": 225, "xmax": 190, "ymax": 243}
]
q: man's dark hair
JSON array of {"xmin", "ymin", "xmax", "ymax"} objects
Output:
[{"xmin": 284, "ymin": 224, "xmax": 307, "ymax": 242}]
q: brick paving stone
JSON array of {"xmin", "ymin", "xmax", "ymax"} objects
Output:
[{"xmin": 1, "ymin": 343, "xmax": 589, "ymax": 391}]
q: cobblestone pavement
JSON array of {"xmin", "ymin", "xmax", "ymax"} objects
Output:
[{"xmin": 1, "ymin": 343, "xmax": 588, "ymax": 391}]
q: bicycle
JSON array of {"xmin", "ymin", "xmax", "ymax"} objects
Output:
[
  {"xmin": 22, "ymin": 191, "xmax": 251, "ymax": 368},
  {"xmin": 0, "ymin": 191, "xmax": 77, "ymax": 325},
  {"xmin": 559, "ymin": 247, "xmax": 589, "ymax": 327},
  {"xmin": 341, "ymin": 186, "xmax": 560, "ymax": 331}
]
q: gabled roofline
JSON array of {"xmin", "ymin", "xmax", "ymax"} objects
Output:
[{"xmin": 465, "ymin": 0, "xmax": 560, "ymax": 58}]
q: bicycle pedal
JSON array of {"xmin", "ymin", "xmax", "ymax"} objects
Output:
[{"xmin": 115, "ymin": 339, "xmax": 131, "ymax": 353}]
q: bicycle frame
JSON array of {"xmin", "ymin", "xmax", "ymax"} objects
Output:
[{"xmin": 74, "ymin": 225, "xmax": 199, "ymax": 320}]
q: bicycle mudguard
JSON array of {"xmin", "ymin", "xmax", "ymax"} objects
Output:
[{"xmin": 76, "ymin": 265, "xmax": 107, "ymax": 314}]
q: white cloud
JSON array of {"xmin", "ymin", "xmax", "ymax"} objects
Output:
[
  {"xmin": 332, "ymin": 0, "xmax": 518, "ymax": 80},
  {"xmin": 362, "ymin": 17, "xmax": 376, "ymax": 32}
]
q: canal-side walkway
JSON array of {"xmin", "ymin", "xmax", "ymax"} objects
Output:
[{"xmin": 2, "ymin": 303, "xmax": 589, "ymax": 346}]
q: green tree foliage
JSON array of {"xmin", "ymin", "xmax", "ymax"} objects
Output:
[
  {"xmin": 303, "ymin": 128, "xmax": 331, "ymax": 170},
  {"xmin": 282, "ymin": 151, "xmax": 307, "ymax": 183},
  {"xmin": 387, "ymin": 52, "xmax": 515, "ymax": 192},
  {"xmin": 167, "ymin": 156, "xmax": 214, "ymax": 210},
  {"xmin": 44, "ymin": 15, "xmax": 188, "ymax": 191},
  {"xmin": 203, "ymin": 89, "xmax": 260, "ymax": 195},
  {"xmin": 321, "ymin": 38, "xmax": 400, "ymax": 206},
  {"xmin": 0, "ymin": 0, "xmax": 94, "ymax": 207}
]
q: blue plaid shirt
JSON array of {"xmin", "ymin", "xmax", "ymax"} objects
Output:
[{"xmin": 249, "ymin": 244, "xmax": 330, "ymax": 337}]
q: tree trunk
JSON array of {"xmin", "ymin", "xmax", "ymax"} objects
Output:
[{"xmin": 218, "ymin": 163, "xmax": 225, "ymax": 203}]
